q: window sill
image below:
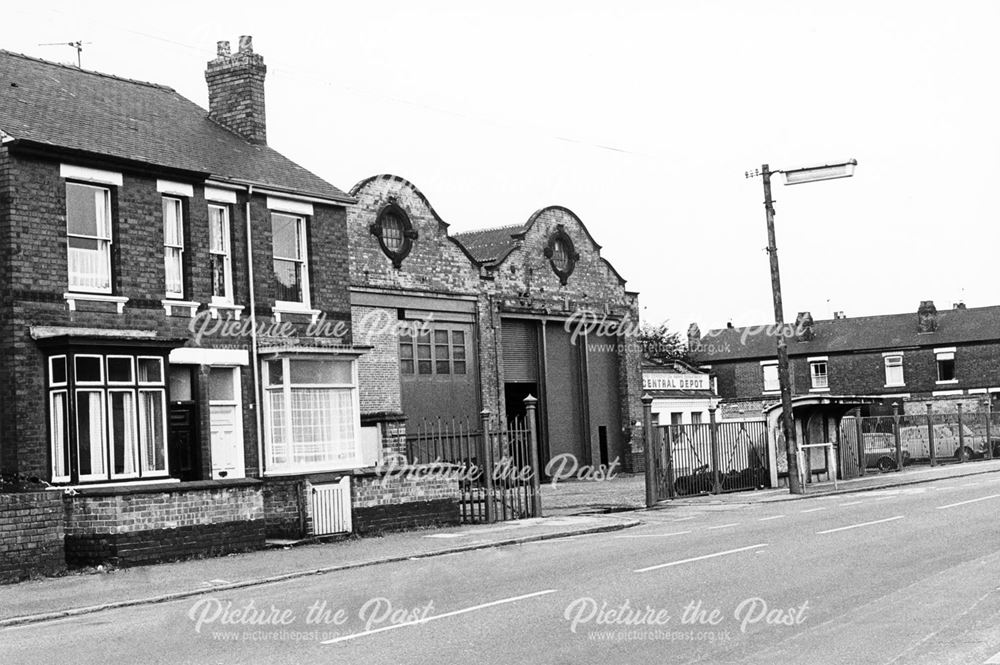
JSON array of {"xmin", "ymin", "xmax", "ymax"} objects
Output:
[
  {"xmin": 162, "ymin": 299, "xmax": 200, "ymax": 317},
  {"xmin": 762, "ymin": 390, "xmax": 780, "ymax": 395},
  {"xmin": 884, "ymin": 383, "xmax": 907, "ymax": 389},
  {"xmin": 935, "ymin": 379, "xmax": 959, "ymax": 385},
  {"xmin": 809, "ymin": 387, "xmax": 830, "ymax": 393},
  {"xmin": 264, "ymin": 463, "xmax": 361, "ymax": 477},
  {"xmin": 209, "ymin": 303, "xmax": 245, "ymax": 320},
  {"xmin": 65, "ymin": 292, "xmax": 129, "ymax": 314},
  {"xmin": 272, "ymin": 304, "xmax": 320, "ymax": 323}
]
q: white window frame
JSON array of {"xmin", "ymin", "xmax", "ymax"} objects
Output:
[
  {"xmin": 66, "ymin": 182, "xmax": 113, "ymax": 294},
  {"xmin": 163, "ymin": 196, "xmax": 185, "ymax": 299},
  {"xmin": 883, "ymin": 353, "xmax": 905, "ymax": 387},
  {"xmin": 271, "ymin": 212, "xmax": 311, "ymax": 310},
  {"xmin": 106, "ymin": 355, "xmax": 135, "ymax": 386},
  {"xmin": 209, "ymin": 204, "xmax": 234, "ymax": 305},
  {"xmin": 809, "ymin": 360, "xmax": 829, "ymax": 390},
  {"xmin": 935, "ymin": 348, "xmax": 957, "ymax": 384},
  {"xmin": 48, "ymin": 355, "xmax": 70, "ymax": 483},
  {"xmin": 75, "ymin": 388, "xmax": 108, "ymax": 482},
  {"xmin": 761, "ymin": 361, "xmax": 779, "ymax": 393},
  {"xmin": 108, "ymin": 388, "xmax": 139, "ymax": 480},
  {"xmin": 262, "ymin": 357, "xmax": 360, "ymax": 475},
  {"xmin": 138, "ymin": 387, "xmax": 169, "ymax": 477}
]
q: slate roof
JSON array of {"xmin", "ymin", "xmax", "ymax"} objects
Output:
[
  {"xmin": 451, "ymin": 224, "xmax": 525, "ymax": 265},
  {"xmin": 0, "ymin": 50, "xmax": 351, "ymax": 202},
  {"xmin": 693, "ymin": 305, "xmax": 1000, "ymax": 362}
]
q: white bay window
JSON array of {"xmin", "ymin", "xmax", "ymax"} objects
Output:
[
  {"xmin": 264, "ymin": 358, "xmax": 359, "ymax": 473},
  {"xmin": 48, "ymin": 353, "xmax": 169, "ymax": 483}
]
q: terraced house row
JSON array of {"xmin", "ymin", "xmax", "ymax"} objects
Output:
[{"xmin": 0, "ymin": 37, "xmax": 641, "ymax": 578}]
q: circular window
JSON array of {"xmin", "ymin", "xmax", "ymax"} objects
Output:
[
  {"xmin": 544, "ymin": 226, "xmax": 579, "ymax": 285},
  {"xmin": 371, "ymin": 203, "xmax": 416, "ymax": 268}
]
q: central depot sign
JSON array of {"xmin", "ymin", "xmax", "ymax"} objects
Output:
[{"xmin": 642, "ymin": 373, "xmax": 710, "ymax": 391}]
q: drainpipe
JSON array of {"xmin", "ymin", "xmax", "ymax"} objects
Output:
[{"xmin": 246, "ymin": 184, "xmax": 264, "ymax": 477}]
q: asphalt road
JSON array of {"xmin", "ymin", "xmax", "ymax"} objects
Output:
[{"xmin": 4, "ymin": 475, "xmax": 1000, "ymax": 665}]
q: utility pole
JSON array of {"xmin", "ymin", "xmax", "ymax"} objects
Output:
[{"xmin": 761, "ymin": 164, "xmax": 803, "ymax": 494}]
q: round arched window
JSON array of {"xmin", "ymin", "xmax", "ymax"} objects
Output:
[
  {"xmin": 544, "ymin": 225, "xmax": 579, "ymax": 285},
  {"xmin": 370, "ymin": 203, "xmax": 417, "ymax": 268}
]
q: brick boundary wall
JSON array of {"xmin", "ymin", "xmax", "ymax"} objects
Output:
[
  {"xmin": 0, "ymin": 490, "xmax": 65, "ymax": 583},
  {"xmin": 351, "ymin": 472, "xmax": 461, "ymax": 535},
  {"xmin": 64, "ymin": 480, "xmax": 264, "ymax": 567}
]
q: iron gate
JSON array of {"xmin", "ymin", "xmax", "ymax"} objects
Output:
[
  {"xmin": 405, "ymin": 410, "xmax": 541, "ymax": 524},
  {"xmin": 647, "ymin": 413, "xmax": 771, "ymax": 501}
]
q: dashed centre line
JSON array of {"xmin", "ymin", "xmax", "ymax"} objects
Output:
[
  {"xmin": 759, "ymin": 515, "xmax": 786, "ymax": 521},
  {"xmin": 936, "ymin": 494, "xmax": 1000, "ymax": 510},
  {"xmin": 321, "ymin": 589, "xmax": 558, "ymax": 644},
  {"xmin": 615, "ymin": 531, "xmax": 692, "ymax": 539},
  {"xmin": 634, "ymin": 544, "xmax": 769, "ymax": 573},
  {"xmin": 817, "ymin": 516, "xmax": 904, "ymax": 535},
  {"xmin": 801, "ymin": 507, "xmax": 827, "ymax": 513},
  {"xmin": 707, "ymin": 523, "xmax": 738, "ymax": 530}
]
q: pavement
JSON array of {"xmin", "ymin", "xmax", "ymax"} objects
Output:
[{"xmin": 2, "ymin": 456, "xmax": 999, "ymax": 631}]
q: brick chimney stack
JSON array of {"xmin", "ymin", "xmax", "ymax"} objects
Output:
[
  {"xmin": 794, "ymin": 311, "xmax": 815, "ymax": 341},
  {"xmin": 917, "ymin": 300, "xmax": 938, "ymax": 333},
  {"xmin": 687, "ymin": 323, "xmax": 701, "ymax": 350},
  {"xmin": 205, "ymin": 36, "xmax": 267, "ymax": 145}
]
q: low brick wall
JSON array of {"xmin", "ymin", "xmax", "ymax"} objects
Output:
[
  {"xmin": 352, "ymin": 472, "xmax": 460, "ymax": 534},
  {"xmin": 0, "ymin": 491, "xmax": 65, "ymax": 583},
  {"xmin": 65, "ymin": 480, "xmax": 264, "ymax": 567}
]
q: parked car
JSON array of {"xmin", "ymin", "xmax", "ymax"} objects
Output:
[
  {"xmin": 866, "ymin": 424, "xmax": 1000, "ymax": 462},
  {"xmin": 863, "ymin": 443, "xmax": 910, "ymax": 472}
]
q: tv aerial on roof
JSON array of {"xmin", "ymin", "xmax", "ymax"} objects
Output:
[{"xmin": 38, "ymin": 41, "xmax": 91, "ymax": 68}]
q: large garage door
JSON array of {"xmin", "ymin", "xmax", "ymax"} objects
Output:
[
  {"xmin": 544, "ymin": 322, "xmax": 586, "ymax": 463},
  {"xmin": 501, "ymin": 320, "xmax": 538, "ymax": 382}
]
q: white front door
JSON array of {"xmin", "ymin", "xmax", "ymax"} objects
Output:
[{"xmin": 209, "ymin": 367, "xmax": 245, "ymax": 479}]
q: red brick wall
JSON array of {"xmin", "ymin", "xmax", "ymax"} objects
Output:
[{"xmin": 0, "ymin": 491, "xmax": 65, "ymax": 583}]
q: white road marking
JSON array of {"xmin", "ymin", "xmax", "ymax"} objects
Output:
[
  {"xmin": 707, "ymin": 523, "xmax": 738, "ymax": 530},
  {"xmin": 634, "ymin": 544, "xmax": 769, "ymax": 573},
  {"xmin": 801, "ymin": 507, "xmax": 827, "ymax": 513},
  {"xmin": 817, "ymin": 516, "xmax": 904, "ymax": 535},
  {"xmin": 672, "ymin": 516, "xmax": 696, "ymax": 522},
  {"xmin": 321, "ymin": 589, "xmax": 557, "ymax": 644},
  {"xmin": 615, "ymin": 530, "xmax": 692, "ymax": 539},
  {"xmin": 758, "ymin": 515, "xmax": 786, "ymax": 521},
  {"xmin": 839, "ymin": 501, "xmax": 864, "ymax": 506},
  {"xmin": 936, "ymin": 494, "xmax": 1000, "ymax": 510},
  {"xmin": 984, "ymin": 649, "xmax": 1000, "ymax": 664}
]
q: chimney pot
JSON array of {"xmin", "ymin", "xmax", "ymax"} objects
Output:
[
  {"xmin": 216, "ymin": 41, "xmax": 231, "ymax": 57},
  {"xmin": 238, "ymin": 35, "xmax": 253, "ymax": 53}
]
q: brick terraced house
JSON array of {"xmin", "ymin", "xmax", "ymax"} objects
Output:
[
  {"xmin": 0, "ymin": 38, "xmax": 458, "ymax": 575},
  {"xmin": 691, "ymin": 301, "xmax": 1000, "ymax": 424},
  {"xmin": 348, "ymin": 175, "xmax": 644, "ymax": 474}
]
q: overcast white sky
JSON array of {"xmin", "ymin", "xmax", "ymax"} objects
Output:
[{"xmin": 7, "ymin": 1, "xmax": 1000, "ymax": 334}]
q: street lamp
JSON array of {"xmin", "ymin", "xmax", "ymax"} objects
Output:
[{"xmin": 747, "ymin": 159, "xmax": 858, "ymax": 495}]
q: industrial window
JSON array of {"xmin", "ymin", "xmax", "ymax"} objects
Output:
[
  {"xmin": 810, "ymin": 361, "xmax": 828, "ymax": 389},
  {"xmin": 263, "ymin": 358, "xmax": 359, "ymax": 473},
  {"xmin": 48, "ymin": 353, "xmax": 168, "ymax": 483},
  {"xmin": 762, "ymin": 362, "xmax": 779, "ymax": 392},
  {"xmin": 884, "ymin": 355, "xmax": 905, "ymax": 387},
  {"xmin": 163, "ymin": 197, "xmax": 184, "ymax": 298},
  {"xmin": 209, "ymin": 204, "xmax": 233, "ymax": 303},
  {"xmin": 399, "ymin": 326, "xmax": 468, "ymax": 375},
  {"xmin": 66, "ymin": 182, "xmax": 113, "ymax": 293},
  {"xmin": 272, "ymin": 212, "xmax": 309, "ymax": 306},
  {"xmin": 936, "ymin": 351, "xmax": 956, "ymax": 382}
]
